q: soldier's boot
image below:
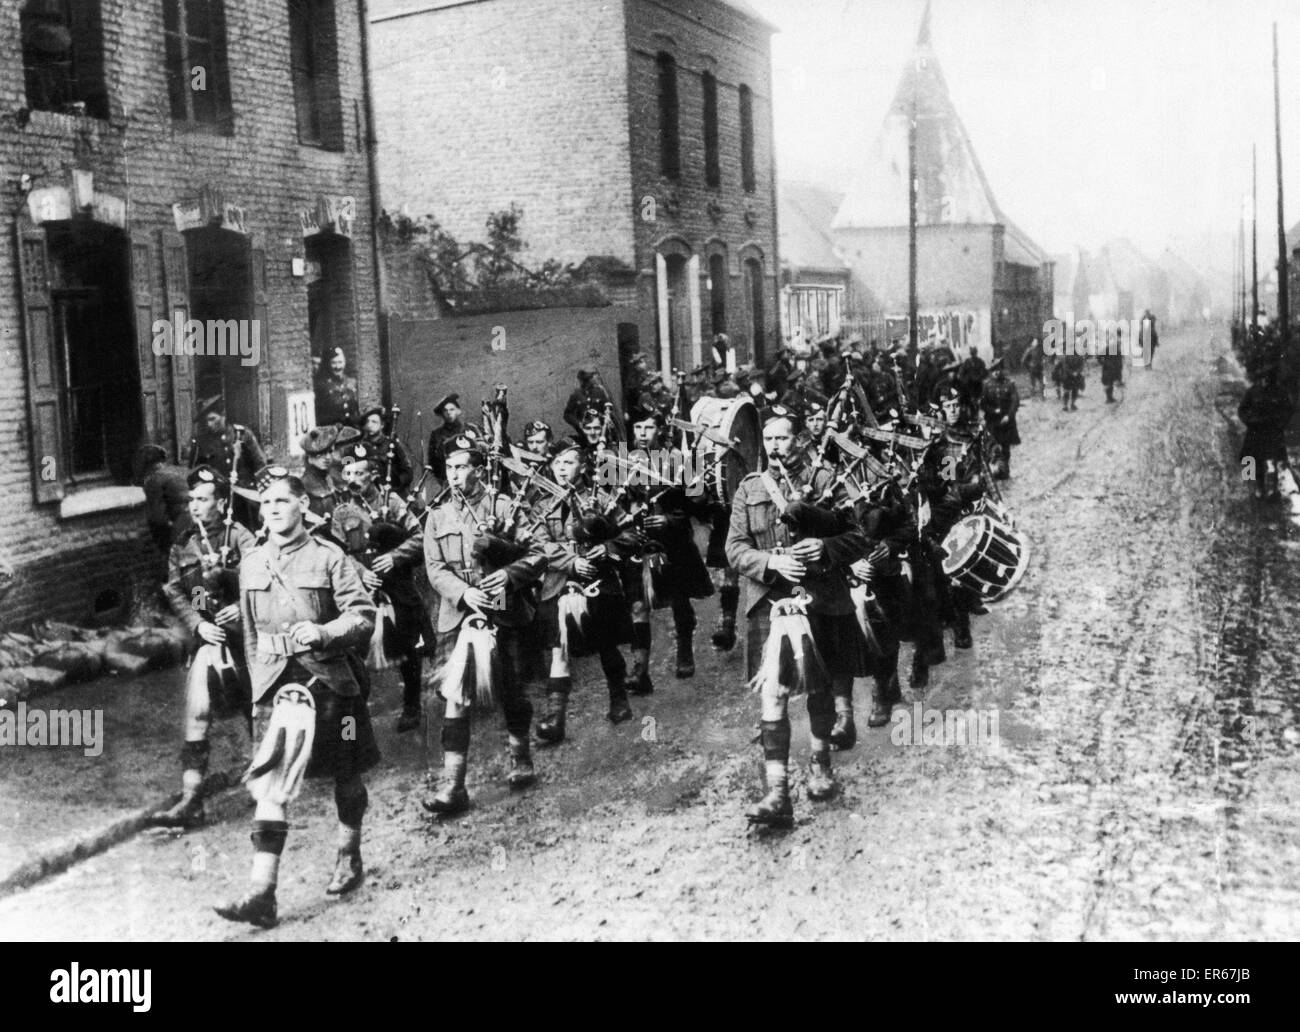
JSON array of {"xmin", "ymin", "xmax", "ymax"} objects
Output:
[
  {"xmin": 953, "ymin": 609, "xmax": 973, "ymax": 650},
  {"xmin": 327, "ymin": 786, "xmax": 366, "ymax": 895},
  {"xmin": 868, "ymin": 672, "xmax": 901, "ymax": 727},
  {"xmin": 675, "ymin": 633, "xmax": 695, "ymax": 678},
  {"xmin": 215, "ymin": 821, "xmax": 284, "ymax": 929},
  {"xmin": 607, "ymin": 680, "xmax": 634, "ymax": 725},
  {"xmin": 628, "ymin": 624, "xmax": 654, "ymax": 696},
  {"xmin": 215, "ymin": 888, "xmax": 278, "ymax": 929},
  {"xmin": 506, "ymin": 738, "xmax": 536, "ymax": 789},
  {"xmin": 806, "ymin": 750, "xmax": 837, "ymax": 801},
  {"xmin": 1105, "ymin": 385, "xmax": 1114, "ymax": 402},
  {"xmin": 747, "ymin": 719, "xmax": 793, "ymax": 828},
  {"xmin": 421, "ymin": 718, "xmax": 470, "ymax": 817},
  {"xmin": 711, "ymin": 583, "xmax": 740, "ymax": 651},
  {"xmin": 535, "ymin": 680, "xmax": 570, "ymax": 744},
  {"xmin": 152, "ymin": 773, "xmax": 206, "ymax": 830},
  {"xmin": 829, "ymin": 699, "xmax": 857, "ymax": 750}
]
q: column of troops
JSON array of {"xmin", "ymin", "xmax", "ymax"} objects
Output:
[{"xmin": 145, "ymin": 341, "xmax": 1030, "ymax": 930}]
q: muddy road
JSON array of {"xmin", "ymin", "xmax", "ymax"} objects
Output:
[{"xmin": 2, "ymin": 324, "xmax": 1298, "ymax": 941}]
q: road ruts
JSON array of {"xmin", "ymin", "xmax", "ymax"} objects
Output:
[{"xmin": 2, "ymin": 325, "xmax": 1299, "ymax": 941}]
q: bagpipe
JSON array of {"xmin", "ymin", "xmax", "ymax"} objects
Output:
[{"xmin": 330, "ymin": 489, "xmax": 414, "ymax": 671}]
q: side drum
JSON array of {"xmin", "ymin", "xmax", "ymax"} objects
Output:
[{"xmin": 940, "ymin": 512, "xmax": 1030, "ymax": 602}]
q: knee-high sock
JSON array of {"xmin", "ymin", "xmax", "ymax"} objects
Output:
[
  {"xmin": 440, "ymin": 715, "xmax": 470, "ymax": 789},
  {"xmin": 249, "ymin": 819, "xmax": 288, "ymax": 891}
]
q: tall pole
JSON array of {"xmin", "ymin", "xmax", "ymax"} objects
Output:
[
  {"xmin": 1276, "ymin": 22, "xmax": 1290, "ymax": 341},
  {"xmin": 1240, "ymin": 214, "xmax": 1247, "ymax": 333},
  {"xmin": 1252, "ymin": 144, "xmax": 1259, "ymax": 328},
  {"xmin": 908, "ymin": 85, "xmax": 919, "ymax": 355}
]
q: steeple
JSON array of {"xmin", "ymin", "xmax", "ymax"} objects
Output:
[{"xmin": 833, "ymin": 2, "xmax": 1010, "ymax": 236}]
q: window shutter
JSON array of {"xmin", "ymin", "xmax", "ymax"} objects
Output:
[
  {"xmin": 160, "ymin": 228, "xmax": 193, "ymax": 460},
  {"xmin": 16, "ymin": 223, "xmax": 64, "ymax": 504},
  {"xmin": 131, "ymin": 229, "xmax": 161, "ymax": 445}
]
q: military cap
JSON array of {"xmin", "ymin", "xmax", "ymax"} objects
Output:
[
  {"xmin": 805, "ymin": 401, "xmax": 826, "ymax": 418},
  {"xmin": 579, "ymin": 405, "xmax": 606, "ymax": 425},
  {"xmin": 549, "ymin": 437, "xmax": 583, "ymax": 460},
  {"xmin": 196, "ymin": 394, "xmax": 224, "ymax": 418},
  {"xmin": 339, "ymin": 441, "xmax": 375, "ymax": 466},
  {"xmin": 443, "ymin": 434, "xmax": 484, "ymax": 463},
  {"xmin": 325, "ymin": 347, "xmax": 346, "ymax": 362},
  {"xmin": 360, "ymin": 404, "xmax": 386, "ymax": 422},
  {"xmin": 577, "ymin": 365, "xmax": 598, "ymax": 379},
  {"xmin": 187, "ymin": 465, "xmax": 230, "ymax": 492},
  {"xmin": 433, "ymin": 393, "xmax": 460, "ymax": 415},
  {"xmin": 332, "ymin": 426, "xmax": 362, "ymax": 450},
  {"xmin": 254, "ymin": 464, "xmax": 293, "ymax": 491},
  {"xmin": 522, "ymin": 419, "xmax": 552, "ymax": 438},
  {"xmin": 300, "ymin": 425, "xmax": 339, "ymax": 456},
  {"xmin": 628, "ymin": 399, "xmax": 666, "ymax": 425}
]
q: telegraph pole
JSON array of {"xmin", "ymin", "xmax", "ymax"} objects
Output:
[{"xmin": 1276, "ymin": 22, "xmax": 1290, "ymax": 340}]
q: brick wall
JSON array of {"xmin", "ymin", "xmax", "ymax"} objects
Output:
[
  {"xmin": 370, "ymin": 0, "xmax": 636, "ymax": 270},
  {"xmin": 623, "ymin": 0, "xmax": 780, "ymax": 368},
  {"xmin": 1, "ymin": 0, "xmax": 381, "ymax": 629}
]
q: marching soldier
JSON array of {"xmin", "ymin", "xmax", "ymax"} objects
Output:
[
  {"xmin": 623, "ymin": 403, "xmax": 714, "ymax": 689},
  {"xmin": 421, "ymin": 436, "xmax": 548, "ymax": 816},
  {"xmin": 979, "ymin": 357, "xmax": 1020, "ymax": 479},
  {"xmin": 1061, "ymin": 351, "xmax": 1086, "ymax": 411},
  {"xmin": 726, "ymin": 413, "xmax": 869, "ymax": 827},
  {"xmin": 360, "ymin": 405, "xmax": 414, "ymax": 495},
  {"xmin": 533, "ymin": 439, "xmax": 635, "ymax": 743},
  {"xmin": 314, "ymin": 347, "xmax": 361, "ymax": 428},
  {"xmin": 152, "ymin": 466, "xmax": 256, "ymax": 829},
  {"xmin": 332, "ymin": 442, "xmax": 427, "ymax": 733},
  {"xmin": 956, "ymin": 345, "xmax": 988, "ymax": 416},
  {"xmin": 215, "ymin": 468, "xmax": 377, "ymax": 929}
]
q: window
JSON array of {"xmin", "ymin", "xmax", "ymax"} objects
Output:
[
  {"xmin": 739, "ymin": 83, "xmax": 756, "ymax": 193},
  {"xmin": 164, "ymin": 0, "xmax": 233, "ymax": 130},
  {"xmin": 709, "ymin": 253, "xmax": 727, "ymax": 335},
  {"xmin": 289, "ymin": 0, "xmax": 344, "ymax": 149},
  {"xmin": 703, "ymin": 71, "xmax": 720, "ymax": 187},
  {"xmin": 657, "ymin": 52, "xmax": 680, "ymax": 179},
  {"xmin": 20, "ymin": 0, "xmax": 108, "ymax": 118}
]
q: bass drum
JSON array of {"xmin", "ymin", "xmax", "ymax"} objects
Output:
[
  {"xmin": 940, "ymin": 510, "xmax": 1030, "ymax": 603},
  {"xmin": 689, "ymin": 395, "xmax": 761, "ymax": 505}
]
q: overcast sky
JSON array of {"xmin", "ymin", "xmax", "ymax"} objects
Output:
[{"xmin": 747, "ymin": 0, "xmax": 1300, "ymax": 270}]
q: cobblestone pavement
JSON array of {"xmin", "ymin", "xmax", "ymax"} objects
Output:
[{"xmin": 2, "ymin": 324, "xmax": 1298, "ymax": 941}]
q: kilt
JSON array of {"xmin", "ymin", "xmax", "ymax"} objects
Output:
[
  {"xmin": 744, "ymin": 602, "xmax": 871, "ymax": 686},
  {"xmin": 538, "ymin": 592, "xmax": 633, "ymax": 657},
  {"xmin": 195, "ymin": 638, "xmax": 251, "ymax": 721},
  {"xmin": 253, "ymin": 665, "xmax": 380, "ymax": 781},
  {"xmin": 1241, "ymin": 428, "xmax": 1288, "ymax": 465}
]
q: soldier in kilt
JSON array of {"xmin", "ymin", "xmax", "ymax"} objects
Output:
[
  {"xmin": 726, "ymin": 413, "xmax": 869, "ymax": 827},
  {"xmin": 215, "ymin": 469, "xmax": 377, "ymax": 930},
  {"xmin": 622, "ymin": 402, "xmax": 714, "ymax": 691},
  {"xmin": 533, "ymin": 440, "xmax": 635, "ymax": 743},
  {"xmin": 152, "ymin": 466, "xmax": 256, "ymax": 829}
]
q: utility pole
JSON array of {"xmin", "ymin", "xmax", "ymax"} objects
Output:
[
  {"xmin": 1276, "ymin": 22, "xmax": 1290, "ymax": 341},
  {"xmin": 1253, "ymin": 144, "xmax": 1259, "ymax": 329}
]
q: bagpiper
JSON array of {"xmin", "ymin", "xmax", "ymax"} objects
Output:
[
  {"xmin": 533, "ymin": 439, "xmax": 635, "ymax": 743},
  {"xmin": 186, "ymin": 395, "xmax": 266, "ymax": 528},
  {"xmin": 215, "ymin": 468, "xmax": 377, "ymax": 930},
  {"xmin": 360, "ymin": 405, "xmax": 414, "ymax": 496},
  {"xmin": 151, "ymin": 466, "xmax": 256, "ymax": 829},
  {"xmin": 622, "ymin": 400, "xmax": 714, "ymax": 689},
  {"xmin": 300, "ymin": 425, "xmax": 344, "ymax": 521},
  {"xmin": 332, "ymin": 441, "xmax": 427, "ymax": 733},
  {"xmin": 421, "ymin": 435, "xmax": 548, "ymax": 816},
  {"xmin": 726, "ymin": 412, "xmax": 869, "ymax": 827}
]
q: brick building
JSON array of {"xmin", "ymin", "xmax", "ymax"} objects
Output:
[
  {"xmin": 831, "ymin": 9, "xmax": 1051, "ymax": 359},
  {"xmin": 369, "ymin": 0, "xmax": 780, "ymax": 379},
  {"xmin": 2, "ymin": 0, "xmax": 382, "ymax": 627}
]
